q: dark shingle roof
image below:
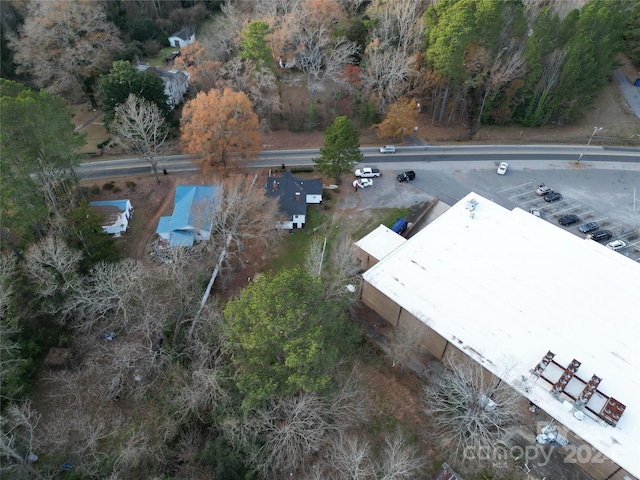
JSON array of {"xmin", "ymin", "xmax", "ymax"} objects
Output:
[
  {"xmin": 170, "ymin": 26, "xmax": 195, "ymax": 41},
  {"xmin": 264, "ymin": 171, "xmax": 322, "ymax": 218}
]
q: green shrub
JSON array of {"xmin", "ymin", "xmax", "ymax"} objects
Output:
[
  {"xmin": 103, "ymin": 182, "xmax": 115, "ymax": 191},
  {"xmin": 126, "ymin": 181, "xmax": 136, "ymax": 190},
  {"xmin": 291, "ymin": 167, "xmax": 314, "ymax": 173},
  {"xmin": 97, "ymin": 138, "xmax": 112, "ymax": 149},
  {"xmin": 90, "ymin": 185, "xmax": 101, "ymax": 195}
]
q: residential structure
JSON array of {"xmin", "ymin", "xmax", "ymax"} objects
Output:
[
  {"xmin": 89, "ymin": 199, "xmax": 133, "ymax": 236},
  {"xmin": 135, "ymin": 63, "xmax": 189, "ymax": 108},
  {"xmin": 168, "ymin": 27, "xmax": 195, "ymax": 48},
  {"xmin": 358, "ymin": 192, "xmax": 639, "ymax": 480},
  {"xmin": 264, "ymin": 171, "xmax": 322, "ymax": 229},
  {"xmin": 156, "ymin": 185, "xmax": 216, "ymax": 247},
  {"xmin": 154, "ymin": 68, "xmax": 190, "ymax": 108}
]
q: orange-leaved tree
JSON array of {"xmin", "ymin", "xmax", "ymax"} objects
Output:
[
  {"xmin": 373, "ymin": 97, "xmax": 418, "ymax": 141},
  {"xmin": 181, "ymin": 88, "xmax": 260, "ymax": 170}
]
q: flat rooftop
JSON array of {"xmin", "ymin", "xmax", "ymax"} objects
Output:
[
  {"xmin": 363, "ymin": 192, "xmax": 640, "ymax": 477},
  {"xmin": 355, "ymin": 224, "xmax": 407, "ymax": 261}
]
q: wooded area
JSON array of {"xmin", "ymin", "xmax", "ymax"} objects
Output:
[{"xmin": 1, "ymin": 0, "xmax": 639, "ymax": 478}]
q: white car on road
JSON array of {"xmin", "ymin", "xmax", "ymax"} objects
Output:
[
  {"xmin": 353, "ymin": 178, "xmax": 373, "ymax": 188},
  {"xmin": 496, "ymin": 162, "xmax": 509, "ymax": 175},
  {"xmin": 379, "ymin": 145, "xmax": 396, "ymax": 153}
]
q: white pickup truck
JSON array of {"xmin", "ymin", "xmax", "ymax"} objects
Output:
[{"xmin": 355, "ymin": 167, "xmax": 381, "ymax": 178}]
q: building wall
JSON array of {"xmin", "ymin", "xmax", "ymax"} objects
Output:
[
  {"xmin": 361, "ymin": 283, "xmax": 401, "ymax": 325},
  {"xmin": 354, "ymin": 245, "xmax": 377, "ymax": 271},
  {"xmin": 360, "ymin": 279, "xmax": 637, "ymax": 480},
  {"xmin": 398, "ymin": 309, "xmax": 448, "ymax": 359}
]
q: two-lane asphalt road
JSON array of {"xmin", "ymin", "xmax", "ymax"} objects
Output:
[{"xmin": 77, "ymin": 145, "xmax": 639, "ymax": 179}]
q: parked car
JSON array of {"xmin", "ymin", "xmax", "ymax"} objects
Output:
[
  {"xmin": 353, "ymin": 178, "xmax": 373, "ymax": 188},
  {"xmin": 390, "ymin": 218, "xmax": 408, "ymax": 235},
  {"xmin": 536, "ymin": 184, "xmax": 553, "ymax": 195},
  {"xmin": 607, "ymin": 239, "xmax": 627, "ymax": 250},
  {"xmin": 397, "ymin": 170, "xmax": 416, "ymax": 182},
  {"xmin": 579, "ymin": 222, "xmax": 599, "ymax": 233},
  {"xmin": 544, "ymin": 192, "xmax": 563, "ymax": 202},
  {"xmin": 496, "ymin": 162, "xmax": 509, "ymax": 175},
  {"xmin": 558, "ymin": 214, "xmax": 580, "ymax": 226},
  {"xmin": 379, "ymin": 145, "xmax": 396, "ymax": 153},
  {"xmin": 355, "ymin": 167, "xmax": 381, "ymax": 178},
  {"xmin": 530, "ymin": 208, "xmax": 541, "ymax": 217},
  {"xmin": 589, "ymin": 230, "xmax": 613, "ymax": 242}
]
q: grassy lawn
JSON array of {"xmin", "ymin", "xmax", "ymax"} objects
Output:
[
  {"xmin": 149, "ymin": 47, "xmax": 179, "ymax": 67},
  {"xmin": 268, "ymin": 203, "xmax": 411, "ymax": 273}
]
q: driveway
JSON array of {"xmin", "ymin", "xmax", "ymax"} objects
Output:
[{"xmin": 614, "ymin": 68, "xmax": 640, "ymax": 119}]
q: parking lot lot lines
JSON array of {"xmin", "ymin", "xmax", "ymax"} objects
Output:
[
  {"xmin": 518, "ymin": 197, "xmax": 540, "ymax": 206},
  {"xmin": 554, "ymin": 205, "xmax": 581, "ymax": 215},
  {"xmin": 499, "ymin": 179, "xmax": 640, "ymax": 262},
  {"xmin": 498, "ymin": 182, "xmax": 532, "ymax": 195}
]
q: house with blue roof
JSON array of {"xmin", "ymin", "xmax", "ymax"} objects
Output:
[
  {"xmin": 156, "ymin": 185, "xmax": 216, "ymax": 247},
  {"xmin": 264, "ymin": 171, "xmax": 322, "ymax": 229},
  {"xmin": 89, "ymin": 199, "xmax": 133, "ymax": 236}
]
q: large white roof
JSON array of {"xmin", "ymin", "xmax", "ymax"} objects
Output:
[{"xmin": 363, "ymin": 192, "xmax": 640, "ymax": 477}]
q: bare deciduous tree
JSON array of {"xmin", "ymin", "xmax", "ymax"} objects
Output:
[
  {"xmin": 423, "ymin": 360, "xmax": 521, "ymax": 470},
  {"xmin": 359, "ymin": 0, "xmax": 427, "ymax": 111},
  {"xmin": 63, "ymin": 258, "xmax": 147, "ymax": 332},
  {"xmin": 305, "ymin": 235, "xmax": 361, "ymax": 301},
  {"xmin": 24, "ymin": 235, "xmax": 81, "ymax": 302},
  {"xmin": 327, "ymin": 432, "xmax": 375, "ymax": 479},
  {"xmin": 0, "ymin": 401, "xmax": 43, "ymax": 479},
  {"xmin": 378, "ymin": 431, "xmax": 426, "ymax": 480},
  {"xmin": 111, "ymin": 94, "xmax": 170, "ymax": 184},
  {"xmin": 224, "ymin": 366, "xmax": 370, "ymax": 479},
  {"xmin": 222, "ymin": 58, "xmax": 282, "ymax": 128},
  {"xmin": 10, "ymin": 0, "xmax": 123, "ymax": 101},
  {"xmin": 197, "ymin": 0, "xmax": 245, "ymax": 63},
  {"xmin": 360, "ymin": 40, "xmax": 414, "ymax": 112},
  {"xmin": 211, "ymin": 175, "xmax": 283, "ymax": 269},
  {"xmin": 0, "ymin": 254, "xmax": 17, "ymax": 316},
  {"xmin": 304, "ymin": 236, "xmax": 325, "ymax": 276},
  {"xmin": 389, "ymin": 320, "xmax": 427, "ymax": 373},
  {"xmin": 276, "ymin": 0, "xmax": 359, "ymax": 107},
  {"xmin": 175, "ymin": 307, "xmax": 231, "ymax": 421}
]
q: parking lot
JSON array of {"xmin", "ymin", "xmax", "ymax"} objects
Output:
[{"xmin": 498, "ymin": 181, "xmax": 640, "ymax": 262}]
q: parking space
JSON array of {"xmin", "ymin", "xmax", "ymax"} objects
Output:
[{"xmin": 499, "ymin": 182, "xmax": 640, "ymax": 262}]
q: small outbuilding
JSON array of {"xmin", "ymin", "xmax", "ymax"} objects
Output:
[
  {"xmin": 89, "ymin": 199, "xmax": 133, "ymax": 236},
  {"xmin": 168, "ymin": 27, "xmax": 195, "ymax": 48}
]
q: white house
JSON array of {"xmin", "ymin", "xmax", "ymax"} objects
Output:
[
  {"xmin": 89, "ymin": 200, "xmax": 133, "ymax": 236},
  {"xmin": 154, "ymin": 68, "xmax": 190, "ymax": 108},
  {"xmin": 168, "ymin": 27, "xmax": 195, "ymax": 48},
  {"xmin": 264, "ymin": 171, "xmax": 323, "ymax": 229},
  {"xmin": 359, "ymin": 192, "xmax": 640, "ymax": 480},
  {"xmin": 135, "ymin": 63, "xmax": 190, "ymax": 109}
]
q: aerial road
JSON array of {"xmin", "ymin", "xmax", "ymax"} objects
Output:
[{"xmin": 76, "ymin": 144, "xmax": 639, "ymax": 179}]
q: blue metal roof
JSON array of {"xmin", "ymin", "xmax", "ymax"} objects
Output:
[{"xmin": 156, "ymin": 185, "xmax": 215, "ymax": 246}]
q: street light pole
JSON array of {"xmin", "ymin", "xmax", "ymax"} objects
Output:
[{"xmin": 577, "ymin": 126, "xmax": 603, "ymax": 164}]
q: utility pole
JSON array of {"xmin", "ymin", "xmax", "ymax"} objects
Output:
[{"xmin": 577, "ymin": 126, "xmax": 603, "ymax": 164}]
